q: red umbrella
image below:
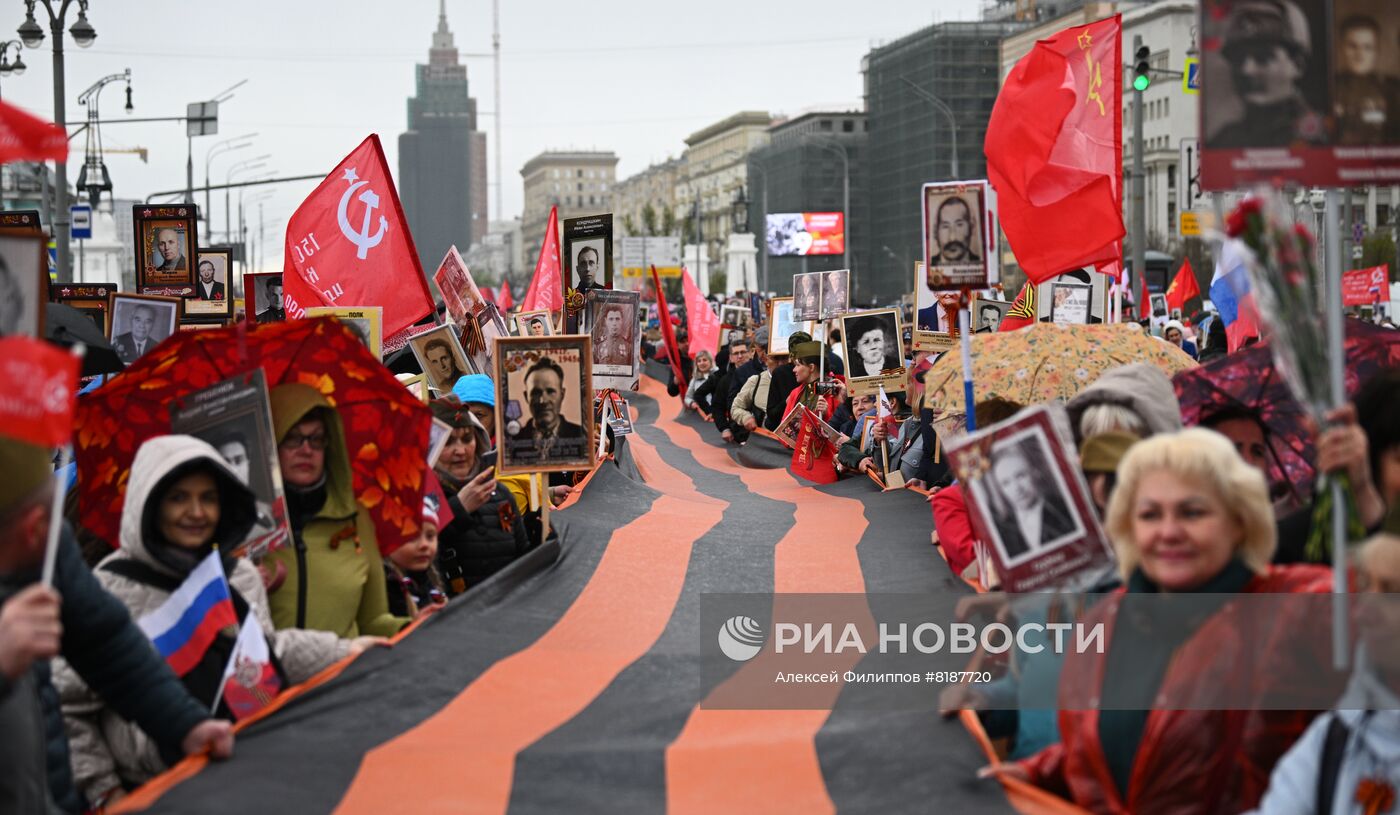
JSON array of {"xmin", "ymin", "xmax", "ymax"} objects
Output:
[
  {"xmin": 0, "ymin": 99, "xmax": 68, "ymax": 164},
  {"xmin": 1174, "ymin": 319, "xmax": 1400, "ymax": 511},
  {"xmin": 75, "ymin": 317, "xmax": 430, "ymax": 554}
]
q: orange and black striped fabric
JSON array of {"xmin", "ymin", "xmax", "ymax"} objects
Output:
[{"xmin": 115, "ymin": 373, "xmax": 1048, "ymax": 815}]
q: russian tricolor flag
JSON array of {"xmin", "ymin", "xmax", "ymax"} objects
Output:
[
  {"xmin": 137, "ymin": 551, "xmax": 238, "ymax": 677},
  {"xmin": 1209, "ymin": 238, "xmax": 1261, "ymax": 353}
]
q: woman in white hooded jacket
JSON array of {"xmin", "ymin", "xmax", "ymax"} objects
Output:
[{"xmin": 51, "ymin": 435, "xmax": 381, "ymax": 806}]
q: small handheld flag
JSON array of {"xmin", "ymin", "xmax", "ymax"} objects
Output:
[
  {"xmin": 215, "ymin": 607, "xmax": 282, "ymax": 720},
  {"xmin": 136, "ymin": 551, "xmax": 237, "ymax": 677}
]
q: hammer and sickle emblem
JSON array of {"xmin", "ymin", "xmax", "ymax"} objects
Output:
[{"xmin": 337, "ymin": 168, "xmax": 389, "ymax": 260}]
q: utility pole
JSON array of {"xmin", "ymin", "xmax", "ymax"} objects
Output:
[
  {"xmin": 1131, "ymin": 34, "xmax": 1147, "ymax": 310},
  {"xmin": 492, "ymin": 0, "xmax": 502, "ymax": 221}
]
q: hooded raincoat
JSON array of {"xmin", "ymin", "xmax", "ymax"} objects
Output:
[
  {"xmin": 265, "ymin": 384, "xmax": 407, "ymax": 638},
  {"xmin": 51, "ymin": 435, "xmax": 351, "ymax": 803}
]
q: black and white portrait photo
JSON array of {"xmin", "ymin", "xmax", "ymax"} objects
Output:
[
  {"xmin": 970, "ymin": 429, "xmax": 1084, "ymax": 564},
  {"xmin": 109, "ymin": 293, "xmax": 181, "ymax": 366},
  {"xmin": 586, "ymin": 289, "xmax": 639, "ymax": 377},
  {"xmin": 719, "ymin": 304, "xmax": 751, "ymax": 331},
  {"xmin": 1331, "ymin": 0, "xmax": 1400, "ymax": 146},
  {"xmin": 186, "ymin": 251, "xmax": 233, "ymax": 319},
  {"xmin": 923, "ymin": 182, "xmax": 990, "ymax": 290},
  {"xmin": 792, "ymin": 272, "xmax": 821, "ymax": 322},
  {"xmin": 408, "ymin": 324, "xmax": 471, "ymax": 393},
  {"xmin": 495, "ymin": 335, "xmax": 595, "ymax": 474},
  {"xmin": 819, "ymin": 269, "xmax": 849, "ymax": 321},
  {"xmin": 0, "ymin": 232, "xmax": 45, "ymax": 337},
  {"xmin": 572, "ymin": 239, "xmax": 605, "ymax": 290},
  {"xmin": 514, "ymin": 309, "xmax": 555, "ymax": 337},
  {"xmin": 245, "ymin": 273, "xmax": 286, "ymax": 323},
  {"xmin": 563, "ymin": 214, "xmax": 613, "ymax": 294},
  {"xmin": 169, "ymin": 369, "xmax": 289, "ymax": 558},
  {"xmin": 840, "ymin": 309, "xmax": 903, "ymax": 382},
  {"xmin": 1202, "ymin": 0, "xmax": 1330, "ymax": 149},
  {"xmin": 973, "ymin": 298, "xmax": 1011, "ymax": 333}
]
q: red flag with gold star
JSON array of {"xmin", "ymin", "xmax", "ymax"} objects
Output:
[{"xmin": 985, "ymin": 15, "xmax": 1124, "ymax": 284}]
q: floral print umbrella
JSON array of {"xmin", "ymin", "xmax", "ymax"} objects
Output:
[
  {"xmin": 75, "ymin": 317, "xmax": 431, "ymax": 554},
  {"xmin": 923, "ymin": 322, "xmax": 1197, "ymax": 432},
  {"xmin": 1173, "ymin": 319, "xmax": 1400, "ymax": 512}
]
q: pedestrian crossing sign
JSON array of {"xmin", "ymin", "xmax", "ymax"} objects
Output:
[{"xmin": 1183, "ymin": 58, "xmax": 1200, "ymax": 94}]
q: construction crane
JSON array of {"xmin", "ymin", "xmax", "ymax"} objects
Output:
[{"xmin": 102, "ymin": 146, "xmax": 148, "ymax": 163}]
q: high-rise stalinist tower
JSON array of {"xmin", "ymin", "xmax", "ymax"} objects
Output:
[{"xmin": 398, "ymin": 1, "xmax": 488, "ymax": 272}]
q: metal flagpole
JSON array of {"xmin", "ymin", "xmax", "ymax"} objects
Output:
[{"xmin": 1323, "ymin": 188, "xmax": 1347, "ymax": 670}]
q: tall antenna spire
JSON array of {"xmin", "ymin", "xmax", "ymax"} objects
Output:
[{"xmin": 437, "ymin": 0, "xmax": 449, "ymax": 34}]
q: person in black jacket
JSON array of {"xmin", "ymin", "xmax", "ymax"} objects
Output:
[
  {"xmin": 430, "ymin": 399, "xmax": 535, "ymax": 595},
  {"xmin": 0, "ymin": 438, "xmax": 230, "ymax": 814}
]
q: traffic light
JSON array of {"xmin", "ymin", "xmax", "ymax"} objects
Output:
[{"xmin": 1133, "ymin": 45, "xmax": 1151, "ymax": 91}]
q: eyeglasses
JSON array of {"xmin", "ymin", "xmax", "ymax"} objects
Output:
[{"xmin": 279, "ymin": 432, "xmax": 328, "ymax": 451}]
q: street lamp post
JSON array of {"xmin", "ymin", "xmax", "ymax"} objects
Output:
[
  {"xmin": 899, "ymin": 76, "xmax": 959, "ymax": 180},
  {"xmin": 224, "ymin": 155, "xmax": 270, "ymax": 242},
  {"xmin": 0, "ymin": 39, "xmax": 26, "ymax": 210},
  {"xmin": 18, "ymin": 0, "xmax": 98, "ymax": 283},
  {"xmin": 205, "ymin": 133, "xmax": 256, "ymax": 230},
  {"xmin": 0, "ymin": 38, "xmax": 26, "ymax": 99},
  {"xmin": 743, "ymin": 154, "xmax": 768, "ymax": 293}
]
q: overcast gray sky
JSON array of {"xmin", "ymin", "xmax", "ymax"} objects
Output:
[{"xmin": 3, "ymin": 0, "xmax": 980, "ymax": 258}]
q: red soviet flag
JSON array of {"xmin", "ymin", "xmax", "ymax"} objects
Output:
[
  {"xmin": 0, "ymin": 99, "xmax": 68, "ymax": 164},
  {"xmin": 681, "ymin": 267, "xmax": 719, "ymax": 357},
  {"xmin": 0, "ymin": 337, "xmax": 79, "ymax": 448},
  {"xmin": 651, "ymin": 266, "xmax": 686, "ymax": 395},
  {"xmin": 497, "ymin": 280, "xmax": 513, "ymax": 311},
  {"xmin": 282, "ymin": 135, "xmax": 432, "ymax": 339},
  {"xmin": 986, "ymin": 15, "xmax": 1124, "ymax": 284},
  {"xmin": 522, "ymin": 207, "xmax": 562, "ymax": 314},
  {"xmin": 1165, "ymin": 258, "xmax": 1201, "ymax": 312}
]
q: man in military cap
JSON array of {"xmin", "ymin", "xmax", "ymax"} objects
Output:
[{"xmin": 1210, "ymin": 0, "xmax": 1326, "ymax": 148}]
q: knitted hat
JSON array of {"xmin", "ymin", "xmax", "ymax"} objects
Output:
[
  {"xmin": 0, "ymin": 438, "xmax": 51, "ymax": 515},
  {"xmin": 452, "ymin": 373, "xmax": 495, "ymax": 408},
  {"xmin": 1080, "ymin": 431, "xmax": 1141, "ymax": 474}
]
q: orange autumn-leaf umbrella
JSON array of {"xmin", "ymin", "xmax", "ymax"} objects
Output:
[
  {"xmin": 74, "ymin": 317, "xmax": 431, "ymax": 554},
  {"xmin": 923, "ymin": 322, "xmax": 1197, "ymax": 434}
]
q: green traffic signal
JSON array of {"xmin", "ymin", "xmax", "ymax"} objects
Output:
[{"xmin": 1133, "ymin": 45, "xmax": 1151, "ymax": 92}]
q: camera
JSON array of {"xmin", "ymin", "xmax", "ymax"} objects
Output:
[{"xmin": 814, "ymin": 379, "xmax": 842, "ymax": 397}]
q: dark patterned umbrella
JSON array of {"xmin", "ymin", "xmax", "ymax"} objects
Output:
[{"xmin": 1173, "ymin": 320, "xmax": 1400, "ymax": 511}]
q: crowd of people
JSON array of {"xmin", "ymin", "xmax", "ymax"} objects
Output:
[
  {"xmin": 3, "ymin": 282, "xmax": 1400, "ymax": 813},
  {"xmin": 0, "ymin": 361, "xmax": 575, "ymax": 811},
  {"xmin": 664, "ymin": 291, "xmax": 1400, "ymax": 815}
]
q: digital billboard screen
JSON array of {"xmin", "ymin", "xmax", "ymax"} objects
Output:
[{"xmin": 765, "ymin": 212, "xmax": 844, "ymax": 257}]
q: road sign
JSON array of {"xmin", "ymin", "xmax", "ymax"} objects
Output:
[
  {"xmin": 1178, "ymin": 138, "xmax": 1201, "ymax": 213},
  {"xmin": 1180, "ymin": 211, "xmax": 1202, "ymax": 237},
  {"xmin": 186, "ymin": 101, "xmax": 219, "ymax": 137},
  {"xmin": 621, "ymin": 236, "xmax": 682, "ymax": 277},
  {"xmin": 70, "ymin": 205, "xmax": 92, "ymax": 240},
  {"xmin": 1182, "ymin": 58, "xmax": 1200, "ymax": 94}
]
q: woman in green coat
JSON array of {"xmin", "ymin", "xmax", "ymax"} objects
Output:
[{"xmin": 265, "ymin": 383, "xmax": 408, "ymax": 638}]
